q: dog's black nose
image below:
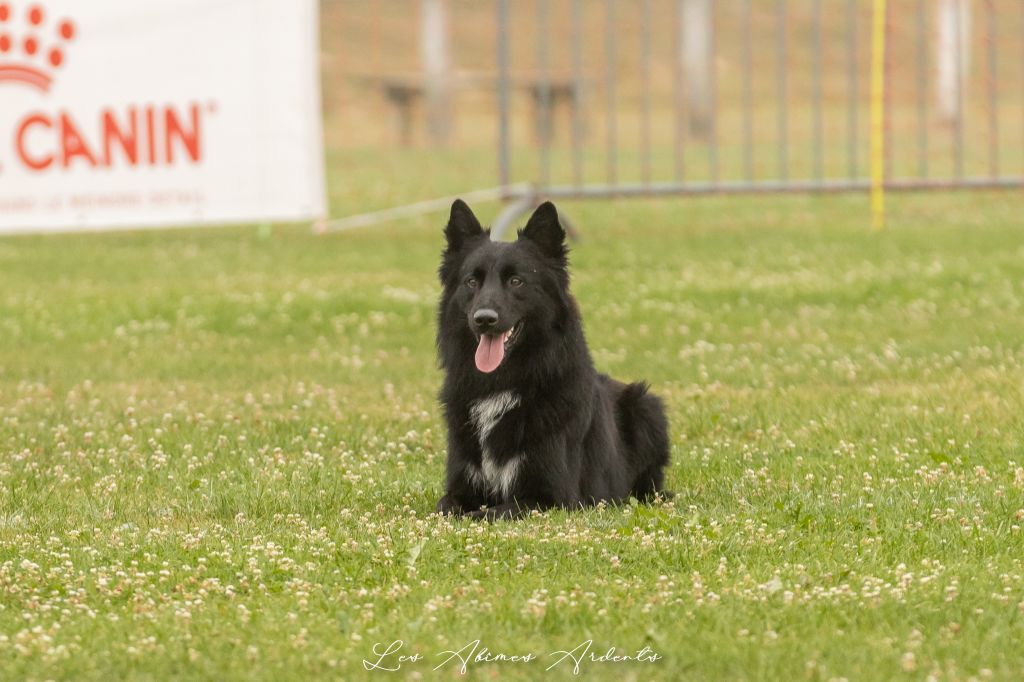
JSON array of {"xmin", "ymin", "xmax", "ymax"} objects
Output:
[{"xmin": 473, "ymin": 308, "xmax": 499, "ymax": 329}]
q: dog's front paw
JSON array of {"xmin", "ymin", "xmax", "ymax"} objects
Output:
[
  {"xmin": 464, "ymin": 508, "xmax": 497, "ymax": 522},
  {"xmin": 435, "ymin": 494, "xmax": 462, "ymax": 515},
  {"xmin": 465, "ymin": 505, "xmax": 522, "ymax": 522}
]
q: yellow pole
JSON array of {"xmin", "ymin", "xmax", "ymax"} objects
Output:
[{"xmin": 870, "ymin": 0, "xmax": 888, "ymax": 231}]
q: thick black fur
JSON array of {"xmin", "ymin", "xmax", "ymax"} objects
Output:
[{"xmin": 435, "ymin": 199, "xmax": 670, "ymax": 520}]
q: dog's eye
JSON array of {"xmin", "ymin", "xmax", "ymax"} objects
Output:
[
  {"xmin": 465, "ymin": 276, "xmax": 478, "ymax": 289},
  {"xmin": 509, "ymin": 276, "xmax": 524, "ymax": 288}
]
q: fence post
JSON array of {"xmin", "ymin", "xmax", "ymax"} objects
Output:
[
  {"xmin": 681, "ymin": 0, "xmax": 713, "ymax": 138},
  {"xmin": 421, "ymin": 0, "xmax": 452, "ymax": 145},
  {"xmin": 936, "ymin": 0, "xmax": 971, "ymax": 125}
]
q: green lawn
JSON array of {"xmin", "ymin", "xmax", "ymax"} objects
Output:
[{"xmin": 2, "ymin": 187, "xmax": 1024, "ymax": 680}]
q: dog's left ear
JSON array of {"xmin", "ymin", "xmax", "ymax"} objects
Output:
[{"xmin": 519, "ymin": 202, "xmax": 566, "ymax": 261}]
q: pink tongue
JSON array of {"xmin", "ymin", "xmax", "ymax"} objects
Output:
[{"xmin": 475, "ymin": 334, "xmax": 505, "ymax": 373}]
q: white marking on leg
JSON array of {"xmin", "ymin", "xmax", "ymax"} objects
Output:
[
  {"xmin": 481, "ymin": 449, "xmax": 524, "ymax": 499},
  {"xmin": 464, "ymin": 462, "xmax": 488, "ymax": 492},
  {"xmin": 467, "ymin": 392, "xmax": 523, "ymax": 498}
]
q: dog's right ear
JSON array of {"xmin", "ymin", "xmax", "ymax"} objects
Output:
[{"xmin": 444, "ymin": 199, "xmax": 484, "ymax": 252}]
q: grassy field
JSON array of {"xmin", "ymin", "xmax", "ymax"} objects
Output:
[{"xmin": 2, "ymin": 186, "xmax": 1024, "ymax": 680}]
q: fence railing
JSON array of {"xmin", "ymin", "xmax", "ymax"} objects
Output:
[{"xmin": 491, "ymin": 0, "xmax": 1024, "ymax": 237}]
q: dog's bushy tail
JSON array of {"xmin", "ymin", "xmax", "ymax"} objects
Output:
[{"xmin": 616, "ymin": 382, "xmax": 671, "ymax": 501}]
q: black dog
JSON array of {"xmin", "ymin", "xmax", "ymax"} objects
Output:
[{"xmin": 435, "ymin": 200, "xmax": 670, "ymax": 520}]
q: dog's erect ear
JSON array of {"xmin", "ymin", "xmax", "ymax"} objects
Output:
[
  {"xmin": 444, "ymin": 199, "xmax": 484, "ymax": 252},
  {"xmin": 519, "ymin": 201, "xmax": 566, "ymax": 260}
]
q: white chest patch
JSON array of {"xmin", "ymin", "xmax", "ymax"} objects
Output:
[
  {"xmin": 467, "ymin": 391, "xmax": 523, "ymax": 498},
  {"xmin": 469, "ymin": 391, "xmax": 520, "ymax": 442}
]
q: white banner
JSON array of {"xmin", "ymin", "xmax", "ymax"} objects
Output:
[{"xmin": 0, "ymin": 0, "xmax": 326, "ymax": 234}]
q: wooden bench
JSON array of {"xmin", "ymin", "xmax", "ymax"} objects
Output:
[{"xmin": 359, "ymin": 72, "xmax": 583, "ymax": 146}]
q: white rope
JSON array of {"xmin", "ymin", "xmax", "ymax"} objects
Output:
[{"xmin": 320, "ymin": 182, "xmax": 532, "ymax": 233}]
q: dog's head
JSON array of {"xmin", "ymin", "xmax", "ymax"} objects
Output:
[{"xmin": 438, "ymin": 199, "xmax": 571, "ymax": 374}]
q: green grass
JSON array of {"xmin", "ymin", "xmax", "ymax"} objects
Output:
[{"xmin": 2, "ymin": 184, "xmax": 1024, "ymax": 681}]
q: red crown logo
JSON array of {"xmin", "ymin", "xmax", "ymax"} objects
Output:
[{"xmin": 0, "ymin": 2, "xmax": 76, "ymax": 92}]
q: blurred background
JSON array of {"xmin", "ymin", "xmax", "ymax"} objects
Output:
[
  {"xmin": 5, "ymin": 6, "xmax": 1024, "ymax": 680},
  {"xmin": 322, "ymin": 0, "xmax": 1023, "ymax": 228}
]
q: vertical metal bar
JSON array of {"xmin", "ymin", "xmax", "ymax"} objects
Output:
[
  {"xmin": 570, "ymin": 0, "xmax": 583, "ymax": 188},
  {"xmin": 673, "ymin": 0, "xmax": 685, "ymax": 183},
  {"xmin": 605, "ymin": 0, "xmax": 617, "ymax": 187},
  {"xmin": 871, "ymin": 0, "xmax": 889, "ymax": 230},
  {"xmin": 812, "ymin": 0, "xmax": 823, "ymax": 182},
  {"xmin": 916, "ymin": 0, "xmax": 929, "ymax": 178},
  {"xmin": 776, "ymin": 0, "xmax": 788, "ymax": 181},
  {"xmin": 884, "ymin": 0, "xmax": 893, "ymax": 183},
  {"xmin": 846, "ymin": 0, "xmax": 858, "ymax": 180},
  {"xmin": 640, "ymin": 0, "xmax": 652, "ymax": 185},
  {"xmin": 742, "ymin": 0, "xmax": 753, "ymax": 182},
  {"xmin": 497, "ymin": 0, "xmax": 511, "ymax": 191},
  {"xmin": 953, "ymin": 0, "xmax": 964, "ymax": 179},
  {"xmin": 984, "ymin": 0, "xmax": 999, "ymax": 178},
  {"xmin": 537, "ymin": 0, "xmax": 551, "ymax": 188},
  {"xmin": 708, "ymin": 1, "xmax": 719, "ymax": 184}
]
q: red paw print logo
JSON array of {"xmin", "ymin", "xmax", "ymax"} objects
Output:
[{"xmin": 0, "ymin": 3, "xmax": 76, "ymax": 92}]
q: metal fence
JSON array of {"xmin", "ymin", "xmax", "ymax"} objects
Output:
[{"xmin": 490, "ymin": 0, "xmax": 1024, "ymax": 237}]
